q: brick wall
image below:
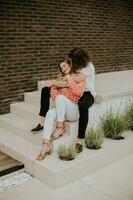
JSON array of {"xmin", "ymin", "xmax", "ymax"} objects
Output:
[{"xmin": 0, "ymin": 0, "xmax": 133, "ymax": 114}]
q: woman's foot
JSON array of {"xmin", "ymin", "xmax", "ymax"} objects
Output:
[{"xmin": 36, "ymin": 142, "xmax": 53, "ymax": 161}]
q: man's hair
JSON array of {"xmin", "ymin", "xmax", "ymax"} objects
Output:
[{"xmin": 67, "ymin": 48, "xmax": 91, "ymax": 70}]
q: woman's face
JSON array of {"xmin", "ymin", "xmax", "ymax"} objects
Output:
[{"xmin": 60, "ymin": 61, "xmax": 71, "ymax": 75}]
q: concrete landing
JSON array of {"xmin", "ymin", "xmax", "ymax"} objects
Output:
[
  {"xmin": 0, "ymin": 127, "xmax": 133, "ymax": 188},
  {"xmin": 1, "ymin": 153, "xmax": 133, "ymax": 200}
]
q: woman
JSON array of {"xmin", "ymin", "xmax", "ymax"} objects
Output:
[{"xmin": 36, "ymin": 58, "xmax": 86, "ymax": 160}]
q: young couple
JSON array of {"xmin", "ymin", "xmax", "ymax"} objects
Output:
[{"xmin": 31, "ymin": 48, "xmax": 96, "ymax": 161}]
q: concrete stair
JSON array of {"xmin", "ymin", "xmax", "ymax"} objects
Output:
[
  {"xmin": 0, "ymin": 113, "xmax": 78, "ymax": 149},
  {"xmin": 0, "ymin": 127, "xmax": 133, "ymax": 188},
  {"xmin": 0, "ymin": 70, "xmax": 133, "ymax": 188}
]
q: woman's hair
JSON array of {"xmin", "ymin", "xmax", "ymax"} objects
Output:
[
  {"xmin": 67, "ymin": 48, "xmax": 91, "ymax": 70},
  {"xmin": 58, "ymin": 57, "xmax": 73, "ymax": 75}
]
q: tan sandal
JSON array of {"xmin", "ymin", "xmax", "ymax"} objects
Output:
[
  {"xmin": 36, "ymin": 142, "xmax": 53, "ymax": 161},
  {"xmin": 52, "ymin": 126, "xmax": 65, "ymax": 140}
]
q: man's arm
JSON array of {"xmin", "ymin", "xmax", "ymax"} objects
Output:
[
  {"xmin": 46, "ymin": 79, "xmax": 69, "ymax": 88},
  {"xmin": 71, "ymin": 73, "xmax": 86, "ymax": 82}
]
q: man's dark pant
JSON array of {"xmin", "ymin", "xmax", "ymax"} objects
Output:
[
  {"xmin": 39, "ymin": 87, "xmax": 51, "ymax": 117},
  {"xmin": 78, "ymin": 91, "xmax": 94, "ymax": 139}
]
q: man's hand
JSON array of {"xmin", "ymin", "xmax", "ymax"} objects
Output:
[
  {"xmin": 64, "ymin": 74, "xmax": 73, "ymax": 81},
  {"xmin": 46, "ymin": 80, "xmax": 56, "ymax": 87}
]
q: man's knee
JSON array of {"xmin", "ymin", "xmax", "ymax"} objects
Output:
[
  {"xmin": 78, "ymin": 99, "xmax": 94, "ymax": 111},
  {"xmin": 41, "ymin": 86, "xmax": 50, "ymax": 95}
]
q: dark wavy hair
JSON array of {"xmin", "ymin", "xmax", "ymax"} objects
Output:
[{"xmin": 67, "ymin": 48, "xmax": 91, "ymax": 70}]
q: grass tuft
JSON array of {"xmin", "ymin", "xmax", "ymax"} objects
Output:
[
  {"xmin": 85, "ymin": 127, "xmax": 104, "ymax": 149},
  {"xmin": 57, "ymin": 145, "xmax": 76, "ymax": 161},
  {"xmin": 100, "ymin": 109, "xmax": 126, "ymax": 139}
]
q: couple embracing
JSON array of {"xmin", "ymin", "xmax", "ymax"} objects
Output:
[{"xmin": 31, "ymin": 48, "xmax": 96, "ymax": 161}]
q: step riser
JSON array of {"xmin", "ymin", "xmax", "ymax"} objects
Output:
[
  {"xmin": 24, "ymin": 92, "xmax": 55, "ymax": 108},
  {"xmin": 25, "ymin": 93, "xmax": 40, "ymax": 105},
  {"xmin": 10, "ymin": 105, "xmax": 40, "ymax": 121},
  {"xmin": 35, "ymin": 135, "xmax": 133, "ymax": 188},
  {"xmin": 0, "ymin": 117, "xmax": 78, "ymax": 150},
  {"xmin": 10, "ymin": 103, "xmax": 55, "ymax": 120},
  {"xmin": 0, "ymin": 119, "xmax": 42, "ymax": 146},
  {"xmin": 38, "ymin": 81, "xmax": 47, "ymax": 91},
  {"xmin": 0, "ymin": 143, "xmax": 34, "ymax": 175}
]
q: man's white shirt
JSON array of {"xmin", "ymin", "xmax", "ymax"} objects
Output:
[{"xmin": 81, "ymin": 62, "xmax": 96, "ymax": 97}]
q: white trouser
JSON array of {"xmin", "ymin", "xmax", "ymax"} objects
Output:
[{"xmin": 42, "ymin": 95, "xmax": 79, "ymax": 140}]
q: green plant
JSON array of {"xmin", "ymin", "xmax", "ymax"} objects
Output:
[
  {"xmin": 100, "ymin": 109, "xmax": 126, "ymax": 139},
  {"xmin": 85, "ymin": 127, "xmax": 104, "ymax": 149},
  {"xmin": 57, "ymin": 144, "xmax": 76, "ymax": 161},
  {"xmin": 123, "ymin": 103, "xmax": 133, "ymax": 130}
]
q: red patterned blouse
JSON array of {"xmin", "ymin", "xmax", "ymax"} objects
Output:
[{"xmin": 50, "ymin": 79, "xmax": 86, "ymax": 103}]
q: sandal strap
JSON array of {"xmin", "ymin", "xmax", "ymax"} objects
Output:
[
  {"xmin": 43, "ymin": 140, "xmax": 50, "ymax": 145},
  {"xmin": 56, "ymin": 126, "xmax": 63, "ymax": 129}
]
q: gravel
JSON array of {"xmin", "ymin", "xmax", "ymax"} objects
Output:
[{"xmin": 0, "ymin": 172, "xmax": 32, "ymax": 192}]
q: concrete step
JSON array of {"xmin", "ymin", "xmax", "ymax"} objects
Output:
[
  {"xmin": 24, "ymin": 91, "xmax": 55, "ymax": 107},
  {"xmin": 88, "ymin": 95, "xmax": 133, "ymax": 128},
  {"xmin": 0, "ymin": 127, "xmax": 133, "ymax": 188},
  {"xmin": 0, "ymin": 113, "xmax": 78, "ymax": 150},
  {"xmin": 35, "ymin": 131, "xmax": 133, "ymax": 188},
  {"xmin": 0, "ymin": 113, "xmax": 42, "ymax": 146},
  {"xmin": 38, "ymin": 71, "xmax": 133, "ymax": 101},
  {"xmin": 0, "ymin": 128, "xmax": 40, "ymax": 174},
  {"xmin": 3, "ymin": 94, "xmax": 133, "ymax": 148},
  {"xmin": 38, "ymin": 80, "xmax": 47, "ymax": 91},
  {"xmin": 10, "ymin": 102, "xmax": 40, "ymax": 121},
  {"xmin": 24, "ymin": 91, "xmax": 41, "ymax": 105},
  {"xmin": 95, "ymin": 70, "xmax": 133, "ymax": 100}
]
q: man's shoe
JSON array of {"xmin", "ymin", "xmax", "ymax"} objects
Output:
[
  {"xmin": 31, "ymin": 124, "xmax": 43, "ymax": 132},
  {"xmin": 75, "ymin": 143, "xmax": 83, "ymax": 153},
  {"xmin": 115, "ymin": 135, "xmax": 125, "ymax": 140}
]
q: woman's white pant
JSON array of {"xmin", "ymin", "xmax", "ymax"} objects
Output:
[{"xmin": 42, "ymin": 95, "xmax": 79, "ymax": 140}]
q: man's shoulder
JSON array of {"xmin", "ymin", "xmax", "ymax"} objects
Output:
[
  {"xmin": 81, "ymin": 62, "xmax": 94, "ymax": 73},
  {"xmin": 87, "ymin": 62, "xmax": 95, "ymax": 69}
]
